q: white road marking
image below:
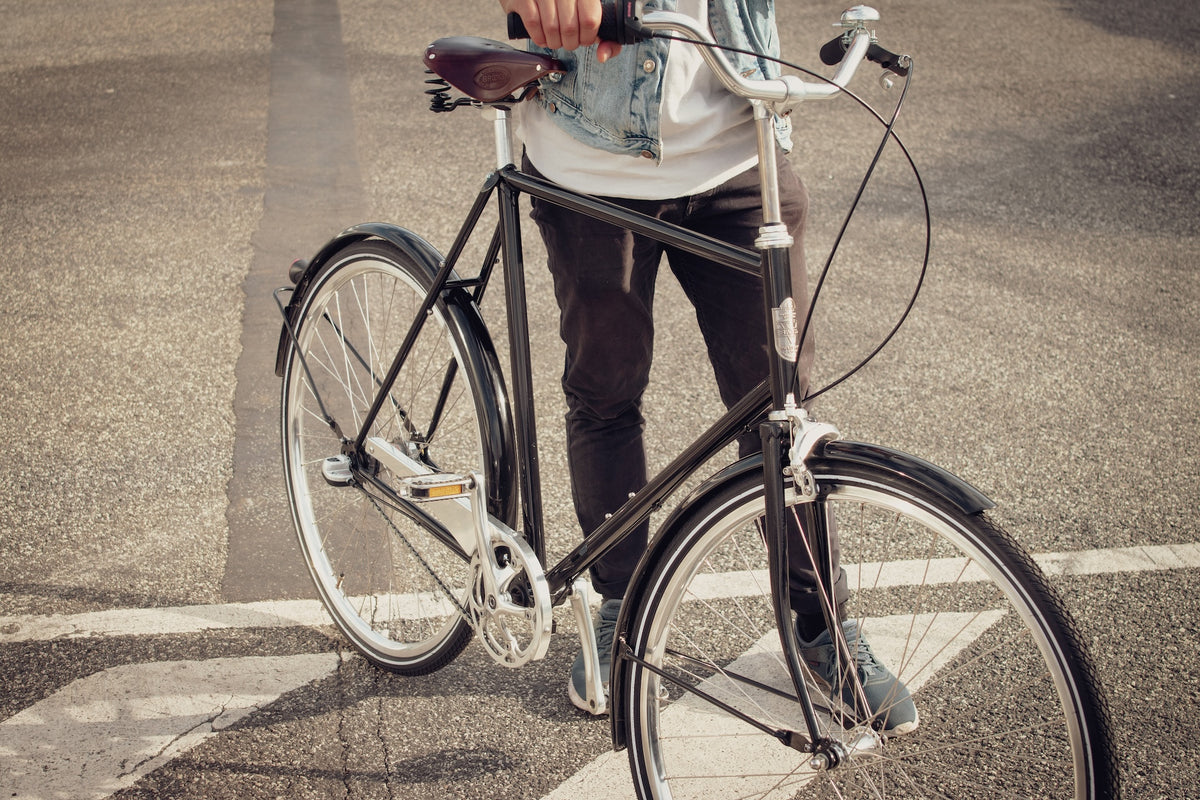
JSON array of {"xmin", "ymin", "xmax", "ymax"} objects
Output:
[
  {"xmin": 1, "ymin": 543, "xmax": 1195, "ymax": 644},
  {"xmin": 540, "ymin": 611, "xmax": 1003, "ymax": 800},
  {"xmin": 537, "ymin": 542, "xmax": 1200, "ymax": 800},
  {"xmin": 673, "ymin": 541, "xmax": 1200, "ymax": 602},
  {"xmin": 0, "ymin": 598, "xmax": 334, "ymax": 644},
  {"xmin": 0, "ymin": 542, "xmax": 1195, "ymax": 800},
  {"xmin": 0, "ymin": 653, "xmax": 339, "ymax": 800}
]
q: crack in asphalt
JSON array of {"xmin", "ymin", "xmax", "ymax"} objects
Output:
[{"xmin": 116, "ymin": 695, "xmax": 240, "ymax": 779}]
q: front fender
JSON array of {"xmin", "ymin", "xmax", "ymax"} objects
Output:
[
  {"xmin": 273, "ymin": 223, "xmax": 447, "ymax": 377},
  {"xmin": 610, "ymin": 438, "xmax": 994, "ymax": 749},
  {"xmin": 816, "ymin": 439, "xmax": 995, "ymax": 515}
]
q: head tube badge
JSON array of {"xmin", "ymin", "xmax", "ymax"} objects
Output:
[{"xmin": 772, "ymin": 297, "xmax": 799, "ymax": 362}]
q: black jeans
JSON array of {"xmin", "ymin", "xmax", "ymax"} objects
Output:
[{"xmin": 525, "ymin": 153, "xmax": 845, "ymax": 614}]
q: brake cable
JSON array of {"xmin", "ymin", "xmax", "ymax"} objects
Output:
[{"xmin": 648, "ymin": 32, "xmax": 929, "ymax": 403}]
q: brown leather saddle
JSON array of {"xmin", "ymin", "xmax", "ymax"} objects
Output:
[{"xmin": 423, "ymin": 37, "xmax": 565, "ymax": 104}]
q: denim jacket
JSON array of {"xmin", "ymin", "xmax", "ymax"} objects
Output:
[{"xmin": 531, "ymin": 0, "xmax": 790, "ymax": 160}]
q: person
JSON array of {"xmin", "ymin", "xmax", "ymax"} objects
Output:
[{"xmin": 498, "ymin": 0, "xmax": 918, "ymax": 734}]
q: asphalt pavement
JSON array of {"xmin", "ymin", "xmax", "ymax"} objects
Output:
[{"xmin": 1, "ymin": 0, "xmax": 1197, "ymax": 797}]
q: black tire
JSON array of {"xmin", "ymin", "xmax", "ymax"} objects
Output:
[
  {"xmin": 280, "ymin": 239, "xmax": 513, "ymax": 674},
  {"xmin": 620, "ymin": 462, "xmax": 1116, "ymax": 799}
]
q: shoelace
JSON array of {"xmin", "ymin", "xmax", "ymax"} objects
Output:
[
  {"xmin": 842, "ymin": 636, "xmax": 883, "ymax": 679},
  {"xmin": 810, "ymin": 624, "xmax": 883, "ymax": 684}
]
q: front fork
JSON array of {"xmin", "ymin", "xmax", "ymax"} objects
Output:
[
  {"xmin": 760, "ymin": 405, "xmax": 842, "ymax": 752},
  {"xmin": 760, "ymin": 415, "xmax": 825, "ymax": 745}
]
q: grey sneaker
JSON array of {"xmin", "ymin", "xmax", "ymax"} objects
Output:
[
  {"xmin": 569, "ymin": 598, "xmax": 622, "ymax": 715},
  {"xmin": 800, "ymin": 618, "xmax": 920, "ymax": 736}
]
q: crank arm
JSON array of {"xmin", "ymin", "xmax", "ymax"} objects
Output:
[{"xmin": 569, "ymin": 579, "xmax": 608, "ymax": 715}]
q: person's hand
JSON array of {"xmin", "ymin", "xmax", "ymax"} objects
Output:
[{"xmin": 498, "ymin": 0, "xmax": 623, "ymax": 62}]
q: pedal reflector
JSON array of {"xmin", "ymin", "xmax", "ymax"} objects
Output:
[{"xmin": 404, "ymin": 474, "xmax": 472, "ymax": 501}]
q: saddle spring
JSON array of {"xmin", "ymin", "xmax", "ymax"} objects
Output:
[{"xmin": 425, "ymin": 71, "xmax": 476, "ymax": 113}]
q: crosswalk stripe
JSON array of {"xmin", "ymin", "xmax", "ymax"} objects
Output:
[
  {"xmin": 1, "ymin": 543, "xmax": 1196, "ymax": 645},
  {"xmin": 0, "ymin": 598, "xmax": 333, "ymax": 644},
  {"xmin": 1, "ymin": 541, "xmax": 1194, "ymax": 800},
  {"xmin": 0, "ymin": 653, "xmax": 339, "ymax": 800},
  {"xmin": 541, "ymin": 611, "xmax": 1003, "ymax": 800}
]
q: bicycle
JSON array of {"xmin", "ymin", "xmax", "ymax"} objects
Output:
[{"xmin": 273, "ymin": 4, "xmax": 1117, "ymax": 798}]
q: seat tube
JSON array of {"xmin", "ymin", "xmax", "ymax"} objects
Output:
[
  {"xmin": 752, "ymin": 101, "xmax": 798, "ymax": 410},
  {"xmin": 497, "ymin": 174, "xmax": 549, "ymax": 563}
]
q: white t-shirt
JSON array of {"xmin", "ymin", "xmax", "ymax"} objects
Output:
[{"xmin": 518, "ymin": 0, "xmax": 758, "ymax": 200}]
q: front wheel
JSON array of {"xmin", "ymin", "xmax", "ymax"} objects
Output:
[
  {"xmin": 280, "ymin": 239, "xmax": 513, "ymax": 674},
  {"xmin": 620, "ymin": 462, "xmax": 1116, "ymax": 799}
]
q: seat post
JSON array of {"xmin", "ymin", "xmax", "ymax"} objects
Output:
[{"xmin": 484, "ymin": 106, "xmax": 516, "ymax": 169}]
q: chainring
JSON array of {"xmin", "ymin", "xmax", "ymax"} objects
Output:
[{"xmin": 466, "ymin": 523, "xmax": 552, "ymax": 667}]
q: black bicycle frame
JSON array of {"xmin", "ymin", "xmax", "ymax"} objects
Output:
[
  {"xmin": 287, "ymin": 126, "xmax": 842, "ymax": 746},
  {"xmin": 345, "ymin": 159, "xmax": 829, "ymax": 635},
  {"xmin": 500, "ymin": 167, "xmax": 780, "ymax": 595}
]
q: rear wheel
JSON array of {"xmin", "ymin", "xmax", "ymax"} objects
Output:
[
  {"xmin": 621, "ymin": 463, "xmax": 1116, "ymax": 799},
  {"xmin": 280, "ymin": 239, "xmax": 512, "ymax": 673}
]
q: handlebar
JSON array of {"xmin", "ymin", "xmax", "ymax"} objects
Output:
[
  {"xmin": 506, "ymin": 2, "xmax": 908, "ymax": 111},
  {"xmin": 820, "ymin": 33, "xmax": 910, "ymax": 77}
]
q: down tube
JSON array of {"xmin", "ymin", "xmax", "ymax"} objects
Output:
[{"xmin": 545, "ymin": 381, "xmax": 772, "ymax": 598}]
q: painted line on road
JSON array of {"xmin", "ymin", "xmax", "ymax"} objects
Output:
[
  {"xmin": 2, "ymin": 542, "xmax": 1196, "ymax": 645},
  {"xmin": 541, "ymin": 611, "xmax": 1004, "ymax": 800},
  {"xmin": 0, "ymin": 653, "xmax": 340, "ymax": 800},
  {"xmin": 1, "ymin": 541, "xmax": 1194, "ymax": 800},
  {"xmin": 0, "ymin": 598, "xmax": 335, "ymax": 644}
]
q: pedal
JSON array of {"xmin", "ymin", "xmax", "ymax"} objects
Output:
[
  {"xmin": 402, "ymin": 473, "xmax": 473, "ymax": 501},
  {"xmin": 364, "ymin": 436, "xmax": 477, "ymax": 555},
  {"xmin": 321, "ymin": 455, "xmax": 353, "ymax": 486}
]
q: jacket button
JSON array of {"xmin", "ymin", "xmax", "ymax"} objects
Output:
[
  {"xmin": 642, "ymin": 59, "xmax": 656, "ymax": 73},
  {"xmin": 640, "ymin": 150, "xmax": 654, "ymax": 159},
  {"xmin": 547, "ymin": 102, "xmax": 557, "ymax": 113}
]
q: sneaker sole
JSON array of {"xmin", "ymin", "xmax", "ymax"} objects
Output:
[{"xmin": 883, "ymin": 708, "xmax": 920, "ymax": 737}]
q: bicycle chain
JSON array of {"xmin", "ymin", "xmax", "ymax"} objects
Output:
[{"xmin": 361, "ymin": 485, "xmax": 473, "ymax": 622}]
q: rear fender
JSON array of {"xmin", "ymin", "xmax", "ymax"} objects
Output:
[
  {"xmin": 274, "ymin": 223, "xmax": 446, "ymax": 377},
  {"xmin": 274, "ymin": 223, "xmax": 518, "ymax": 522}
]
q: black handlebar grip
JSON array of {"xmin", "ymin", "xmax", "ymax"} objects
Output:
[
  {"xmin": 867, "ymin": 43, "xmax": 910, "ymax": 76},
  {"xmin": 819, "ymin": 34, "xmax": 847, "ymax": 66},
  {"xmin": 507, "ymin": 1, "xmax": 646, "ymax": 44},
  {"xmin": 597, "ymin": 1, "xmax": 626, "ymax": 42},
  {"xmin": 822, "ymin": 35, "xmax": 910, "ymax": 77},
  {"xmin": 506, "ymin": 11, "xmax": 530, "ymax": 40}
]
